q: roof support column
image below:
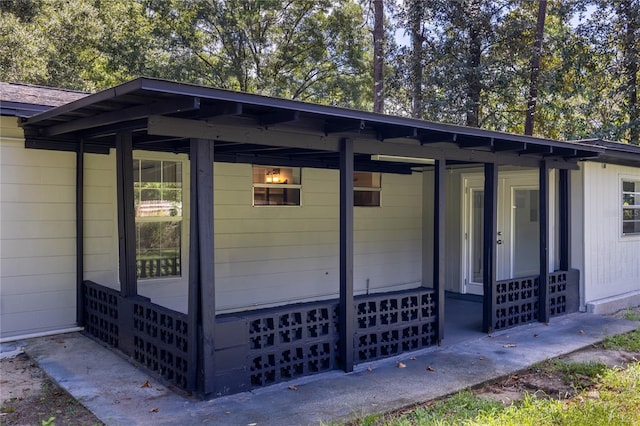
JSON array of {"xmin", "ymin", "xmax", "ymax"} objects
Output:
[
  {"xmin": 115, "ymin": 132, "xmax": 137, "ymax": 298},
  {"xmin": 539, "ymin": 161, "xmax": 550, "ymax": 323},
  {"xmin": 76, "ymin": 139, "xmax": 85, "ymax": 326},
  {"xmin": 433, "ymin": 160, "xmax": 446, "ymax": 344},
  {"xmin": 339, "ymin": 138, "xmax": 354, "ymax": 372},
  {"xmin": 482, "ymin": 163, "xmax": 498, "ymax": 333},
  {"xmin": 559, "ymin": 169, "xmax": 571, "ymax": 271},
  {"xmin": 188, "ymin": 138, "xmax": 216, "ymax": 395}
]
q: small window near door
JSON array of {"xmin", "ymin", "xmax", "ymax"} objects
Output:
[
  {"xmin": 253, "ymin": 166, "xmax": 301, "ymax": 206},
  {"xmin": 354, "ymin": 171, "xmax": 381, "ymax": 207},
  {"xmin": 622, "ymin": 180, "xmax": 640, "ymax": 235}
]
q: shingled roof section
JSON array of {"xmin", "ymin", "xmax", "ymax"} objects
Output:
[{"xmin": 0, "ymin": 82, "xmax": 88, "ymax": 117}]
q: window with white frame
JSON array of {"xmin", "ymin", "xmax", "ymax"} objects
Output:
[
  {"xmin": 252, "ymin": 166, "xmax": 301, "ymax": 206},
  {"xmin": 622, "ymin": 179, "xmax": 640, "ymax": 235},
  {"xmin": 354, "ymin": 171, "xmax": 381, "ymax": 207},
  {"xmin": 133, "ymin": 159, "xmax": 183, "ymax": 278}
]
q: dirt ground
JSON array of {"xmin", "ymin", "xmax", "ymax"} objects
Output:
[
  {"xmin": 0, "ymin": 352, "xmax": 103, "ymax": 426},
  {"xmin": 1, "ymin": 308, "xmax": 638, "ymax": 426}
]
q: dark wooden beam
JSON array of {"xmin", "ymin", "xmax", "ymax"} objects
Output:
[
  {"xmin": 493, "ymin": 139, "xmax": 527, "ymax": 152},
  {"xmin": 198, "ymin": 102, "xmax": 243, "ymax": 118},
  {"xmin": 259, "ymin": 110, "xmax": 300, "ymax": 127},
  {"xmin": 433, "ymin": 159, "xmax": 446, "ymax": 344},
  {"xmin": 76, "ymin": 139, "xmax": 85, "ymax": 327},
  {"xmin": 418, "ymin": 130, "xmax": 456, "ymax": 144},
  {"xmin": 339, "ymin": 138, "xmax": 354, "ymax": 373},
  {"xmin": 378, "ymin": 126, "xmax": 418, "ymax": 140},
  {"xmin": 482, "ymin": 163, "xmax": 498, "ymax": 333},
  {"xmin": 43, "ymin": 97, "xmax": 200, "ymax": 136},
  {"xmin": 188, "ymin": 138, "xmax": 216, "ymax": 395},
  {"xmin": 539, "ymin": 160, "xmax": 550, "ymax": 323},
  {"xmin": 457, "ymin": 136, "xmax": 492, "ymax": 149},
  {"xmin": 521, "ymin": 145, "xmax": 553, "ymax": 155},
  {"xmin": 77, "ymin": 118, "xmax": 148, "ymax": 140},
  {"xmin": 115, "ymin": 132, "xmax": 137, "ymax": 297},
  {"xmin": 325, "ymin": 119, "xmax": 365, "ymax": 134},
  {"xmin": 147, "ymin": 116, "xmax": 583, "ymax": 169},
  {"xmin": 559, "ymin": 169, "xmax": 571, "ymax": 270}
]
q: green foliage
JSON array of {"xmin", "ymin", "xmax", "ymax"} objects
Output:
[
  {"xmin": 623, "ymin": 310, "xmax": 640, "ymax": 322},
  {"xmin": 0, "ymin": 0, "xmax": 637, "ymax": 142},
  {"xmin": 603, "ymin": 329, "xmax": 640, "ymax": 352},
  {"xmin": 41, "ymin": 416, "xmax": 56, "ymax": 426}
]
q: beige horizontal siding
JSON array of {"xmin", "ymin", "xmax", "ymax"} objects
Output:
[{"xmin": 0, "ymin": 125, "xmax": 77, "ymax": 339}]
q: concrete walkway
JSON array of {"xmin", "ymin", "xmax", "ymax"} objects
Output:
[{"xmin": 23, "ymin": 312, "xmax": 638, "ymax": 426}]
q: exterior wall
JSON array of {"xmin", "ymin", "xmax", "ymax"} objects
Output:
[
  {"xmin": 83, "ymin": 151, "xmax": 118, "ymax": 288},
  {"xmin": 80, "ymin": 154, "xmax": 423, "ymax": 314},
  {"xmin": 214, "ymin": 163, "xmax": 423, "ymax": 313},
  {"xmin": 580, "ymin": 161, "xmax": 640, "ymax": 304},
  {"xmin": 0, "ymin": 116, "xmax": 77, "ymax": 339}
]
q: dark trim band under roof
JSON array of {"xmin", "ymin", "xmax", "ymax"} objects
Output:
[{"xmin": 20, "ymin": 77, "xmax": 603, "ymax": 165}]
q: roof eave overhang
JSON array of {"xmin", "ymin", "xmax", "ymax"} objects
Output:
[{"xmin": 20, "ymin": 77, "xmax": 603, "ymax": 169}]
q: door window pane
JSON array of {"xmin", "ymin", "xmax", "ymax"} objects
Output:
[{"xmin": 512, "ymin": 189, "xmax": 539, "ymax": 277}]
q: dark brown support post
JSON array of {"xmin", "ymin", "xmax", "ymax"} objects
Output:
[
  {"xmin": 115, "ymin": 132, "xmax": 137, "ymax": 297},
  {"xmin": 76, "ymin": 139, "xmax": 84, "ymax": 326},
  {"xmin": 433, "ymin": 159, "xmax": 446, "ymax": 344},
  {"xmin": 539, "ymin": 161, "xmax": 550, "ymax": 323},
  {"xmin": 187, "ymin": 145, "xmax": 200, "ymax": 392},
  {"xmin": 339, "ymin": 138, "xmax": 354, "ymax": 372},
  {"xmin": 559, "ymin": 169, "xmax": 570, "ymax": 271},
  {"xmin": 189, "ymin": 138, "xmax": 216, "ymax": 395},
  {"xmin": 482, "ymin": 163, "xmax": 498, "ymax": 333}
]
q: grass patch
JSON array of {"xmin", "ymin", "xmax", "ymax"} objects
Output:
[
  {"xmin": 350, "ymin": 391, "xmax": 504, "ymax": 425},
  {"xmin": 623, "ymin": 309, "xmax": 640, "ymax": 322},
  {"xmin": 473, "ymin": 363, "xmax": 640, "ymax": 426},
  {"xmin": 367, "ymin": 363, "xmax": 640, "ymax": 426},
  {"xmin": 533, "ymin": 360, "xmax": 608, "ymax": 390},
  {"xmin": 603, "ymin": 329, "xmax": 640, "ymax": 352}
]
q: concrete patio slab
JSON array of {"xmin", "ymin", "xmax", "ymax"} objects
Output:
[{"xmin": 24, "ymin": 312, "xmax": 638, "ymax": 426}]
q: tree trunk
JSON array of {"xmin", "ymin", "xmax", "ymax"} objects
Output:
[
  {"xmin": 373, "ymin": 0, "xmax": 384, "ymax": 113},
  {"xmin": 618, "ymin": 0, "xmax": 639, "ymax": 144},
  {"xmin": 524, "ymin": 0, "xmax": 548, "ymax": 136},
  {"xmin": 465, "ymin": 0, "xmax": 482, "ymax": 128},
  {"xmin": 409, "ymin": 0, "xmax": 423, "ymax": 119}
]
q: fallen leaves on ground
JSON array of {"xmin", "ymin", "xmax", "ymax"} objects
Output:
[
  {"xmin": 288, "ymin": 385, "xmax": 298, "ymax": 391},
  {"xmin": 397, "ymin": 362, "xmax": 406, "ymax": 368},
  {"xmin": 141, "ymin": 380, "xmax": 152, "ymax": 388},
  {"xmin": 503, "ymin": 344, "xmax": 517, "ymax": 348},
  {"xmin": 426, "ymin": 366, "xmax": 435, "ymax": 372}
]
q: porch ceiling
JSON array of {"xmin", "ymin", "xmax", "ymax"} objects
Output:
[{"xmin": 21, "ymin": 77, "xmax": 603, "ymax": 169}]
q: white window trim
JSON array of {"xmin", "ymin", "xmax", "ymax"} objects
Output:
[
  {"xmin": 131, "ymin": 151, "xmax": 190, "ymax": 283},
  {"xmin": 621, "ymin": 176, "xmax": 640, "ymax": 237}
]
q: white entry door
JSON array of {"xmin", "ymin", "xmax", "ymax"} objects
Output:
[{"xmin": 462, "ymin": 172, "xmax": 539, "ymax": 295}]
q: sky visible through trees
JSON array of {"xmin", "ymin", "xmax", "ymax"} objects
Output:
[{"xmin": 0, "ymin": 0, "xmax": 638, "ymax": 144}]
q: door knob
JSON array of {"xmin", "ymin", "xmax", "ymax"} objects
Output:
[{"xmin": 497, "ymin": 239, "xmax": 503, "ymax": 245}]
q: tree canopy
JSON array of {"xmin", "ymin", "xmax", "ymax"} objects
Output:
[{"xmin": 0, "ymin": 0, "xmax": 637, "ymax": 144}]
